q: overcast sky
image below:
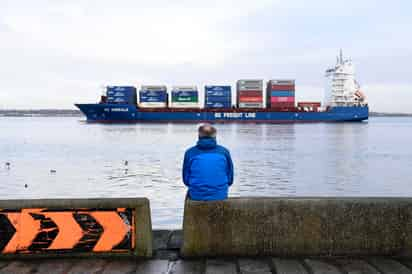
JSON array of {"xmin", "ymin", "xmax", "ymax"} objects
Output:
[{"xmin": 0, "ymin": 0, "xmax": 411, "ymax": 112}]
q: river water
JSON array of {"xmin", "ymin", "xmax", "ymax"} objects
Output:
[{"xmin": 0, "ymin": 117, "xmax": 411, "ymax": 228}]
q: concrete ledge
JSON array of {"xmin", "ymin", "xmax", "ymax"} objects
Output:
[
  {"xmin": 0, "ymin": 198, "xmax": 152, "ymax": 258},
  {"xmin": 182, "ymin": 197, "xmax": 412, "ymax": 257}
]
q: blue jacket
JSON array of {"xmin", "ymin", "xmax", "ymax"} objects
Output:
[{"xmin": 183, "ymin": 137, "xmax": 234, "ymax": 201}]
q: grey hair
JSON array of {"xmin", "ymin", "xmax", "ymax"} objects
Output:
[{"xmin": 198, "ymin": 123, "xmax": 217, "ymax": 138}]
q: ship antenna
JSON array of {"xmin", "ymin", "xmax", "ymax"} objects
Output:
[{"xmin": 339, "ymin": 48, "xmax": 343, "ymax": 64}]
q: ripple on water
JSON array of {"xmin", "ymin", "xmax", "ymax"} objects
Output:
[{"xmin": 1, "ymin": 117, "xmax": 412, "ymax": 228}]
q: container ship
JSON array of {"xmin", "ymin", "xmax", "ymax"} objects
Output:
[{"xmin": 75, "ymin": 51, "xmax": 368, "ymax": 123}]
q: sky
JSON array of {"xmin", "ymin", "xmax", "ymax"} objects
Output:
[{"xmin": 0, "ymin": 0, "xmax": 411, "ymax": 112}]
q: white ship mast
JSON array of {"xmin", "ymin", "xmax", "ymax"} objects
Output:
[{"xmin": 325, "ymin": 50, "xmax": 366, "ymax": 107}]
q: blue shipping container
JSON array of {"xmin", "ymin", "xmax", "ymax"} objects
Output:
[
  {"xmin": 172, "ymin": 90, "xmax": 198, "ymax": 97},
  {"xmin": 107, "ymin": 86, "xmax": 136, "ymax": 96},
  {"xmin": 140, "ymin": 90, "xmax": 167, "ymax": 97},
  {"xmin": 205, "ymin": 102, "xmax": 232, "ymax": 108},
  {"xmin": 206, "ymin": 96, "xmax": 231, "ymax": 103},
  {"xmin": 107, "ymin": 97, "xmax": 134, "ymax": 104},
  {"xmin": 205, "ymin": 86, "xmax": 231, "ymax": 97},
  {"xmin": 205, "ymin": 85, "xmax": 231, "ymax": 92},
  {"xmin": 139, "ymin": 90, "xmax": 168, "ymax": 103},
  {"xmin": 107, "ymin": 86, "xmax": 136, "ymax": 91},
  {"xmin": 106, "ymin": 86, "xmax": 136, "ymax": 104},
  {"xmin": 270, "ymin": 91, "xmax": 295, "ymax": 97},
  {"xmin": 140, "ymin": 96, "xmax": 167, "ymax": 103}
]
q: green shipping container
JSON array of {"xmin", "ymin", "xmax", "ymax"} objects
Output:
[{"xmin": 171, "ymin": 96, "xmax": 198, "ymax": 102}]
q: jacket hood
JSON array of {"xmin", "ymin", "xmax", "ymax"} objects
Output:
[{"xmin": 196, "ymin": 137, "xmax": 217, "ymax": 149}]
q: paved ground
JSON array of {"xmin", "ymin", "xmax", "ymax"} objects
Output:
[
  {"xmin": 2, "ymin": 257, "xmax": 412, "ymax": 274},
  {"xmin": 1, "ymin": 230, "xmax": 412, "ymax": 274}
]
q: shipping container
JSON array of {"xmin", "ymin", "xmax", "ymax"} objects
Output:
[
  {"xmin": 237, "ymin": 80, "xmax": 263, "ymax": 86},
  {"xmin": 171, "ymin": 96, "xmax": 198, "ymax": 103},
  {"xmin": 139, "ymin": 102, "xmax": 168, "ymax": 108},
  {"xmin": 268, "ymin": 102, "xmax": 295, "ymax": 108},
  {"xmin": 141, "ymin": 85, "xmax": 167, "ymax": 91},
  {"xmin": 238, "ymin": 102, "xmax": 264, "ymax": 108},
  {"xmin": 107, "ymin": 86, "xmax": 136, "ymax": 92},
  {"xmin": 268, "ymin": 80, "xmax": 295, "ymax": 85},
  {"xmin": 139, "ymin": 90, "xmax": 168, "ymax": 103},
  {"xmin": 269, "ymin": 91, "xmax": 295, "ymax": 97},
  {"xmin": 206, "ymin": 91, "xmax": 231, "ymax": 97},
  {"xmin": 171, "ymin": 90, "xmax": 198, "ymax": 96},
  {"xmin": 205, "ymin": 102, "xmax": 232, "ymax": 108},
  {"xmin": 140, "ymin": 95, "xmax": 167, "ymax": 102},
  {"xmin": 205, "ymin": 85, "xmax": 231, "ymax": 92},
  {"xmin": 172, "ymin": 86, "xmax": 197, "ymax": 91},
  {"xmin": 206, "ymin": 96, "xmax": 231, "ymax": 103},
  {"xmin": 269, "ymin": 85, "xmax": 295, "ymax": 91},
  {"xmin": 237, "ymin": 80, "xmax": 263, "ymax": 91},
  {"xmin": 170, "ymin": 102, "xmax": 200, "ymax": 108},
  {"xmin": 297, "ymin": 102, "xmax": 321, "ymax": 107},
  {"xmin": 270, "ymin": 96, "xmax": 295, "ymax": 103},
  {"xmin": 106, "ymin": 86, "xmax": 137, "ymax": 104},
  {"xmin": 239, "ymin": 96, "xmax": 263, "ymax": 102},
  {"xmin": 237, "ymin": 90, "xmax": 263, "ymax": 97}
]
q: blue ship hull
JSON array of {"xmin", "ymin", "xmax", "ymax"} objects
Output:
[{"xmin": 75, "ymin": 104, "xmax": 368, "ymax": 123}]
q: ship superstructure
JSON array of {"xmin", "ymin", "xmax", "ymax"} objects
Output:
[{"xmin": 325, "ymin": 50, "xmax": 367, "ymax": 107}]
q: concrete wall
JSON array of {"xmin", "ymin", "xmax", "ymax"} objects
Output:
[
  {"xmin": 0, "ymin": 198, "xmax": 152, "ymax": 258},
  {"xmin": 182, "ymin": 197, "xmax": 412, "ymax": 257}
]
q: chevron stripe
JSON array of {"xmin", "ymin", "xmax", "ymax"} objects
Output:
[{"xmin": 0, "ymin": 208, "xmax": 135, "ymax": 254}]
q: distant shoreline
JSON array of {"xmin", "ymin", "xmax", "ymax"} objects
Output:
[
  {"xmin": 0, "ymin": 109, "xmax": 82, "ymax": 117},
  {"xmin": 0, "ymin": 109, "xmax": 411, "ymax": 117}
]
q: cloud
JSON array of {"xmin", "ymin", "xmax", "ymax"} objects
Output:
[{"xmin": 0, "ymin": 0, "xmax": 411, "ymax": 111}]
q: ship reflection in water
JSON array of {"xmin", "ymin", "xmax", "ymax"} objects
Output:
[{"xmin": 1, "ymin": 117, "xmax": 412, "ymax": 228}]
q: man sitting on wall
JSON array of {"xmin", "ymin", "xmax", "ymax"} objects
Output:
[{"xmin": 182, "ymin": 124, "xmax": 234, "ymax": 201}]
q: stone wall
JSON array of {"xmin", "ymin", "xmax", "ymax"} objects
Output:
[{"xmin": 182, "ymin": 197, "xmax": 412, "ymax": 257}]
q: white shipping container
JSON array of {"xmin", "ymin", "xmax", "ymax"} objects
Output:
[
  {"xmin": 237, "ymin": 79, "xmax": 263, "ymax": 84},
  {"xmin": 141, "ymin": 85, "xmax": 167, "ymax": 91},
  {"xmin": 238, "ymin": 102, "xmax": 264, "ymax": 108},
  {"xmin": 170, "ymin": 102, "xmax": 200, "ymax": 108},
  {"xmin": 268, "ymin": 80, "xmax": 295, "ymax": 85},
  {"xmin": 237, "ymin": 86, "xmax": 264, "ymax": 91},
  {"xmin": 171, "ymin": 86, "xmax": 198, "ymax": 91},
  {"xmin": 237, "ymin": 80, "xmax": 263, "ymax": 88},
  {"xmin": 139, "ymin": 102, "xmax": 168, "ymax": 108}
]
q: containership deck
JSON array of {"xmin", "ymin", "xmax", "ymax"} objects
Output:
[{"xmin": 75, "ymin": 51, "xmax": 369, "ymax": 123}]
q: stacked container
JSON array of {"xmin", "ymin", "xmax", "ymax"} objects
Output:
[
  {"xmin": 171, "ymin": 86, "xmax": 199, "ymax": 108},
  {"xmin": 139, "ymin": 85, "xmax": 168, "ymax": 108},
  {"xmin": 266, "ymin": 80, "xmax": 295, "ymax": 108},
  {"xmin": 236, "ymin": 80, "xmax": 264, "ymax": 108},
  {"xmin": 106, "ymin": 86, "xmax": 137, "ymax": 105},
  {"xmin": 205, "ymin": 85, "xmax": 231, "ymax": 108}
]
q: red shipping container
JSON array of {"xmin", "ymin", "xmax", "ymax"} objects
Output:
[
  {"xmin": 237, "ymin": 90, "xmax": 263, "ymax": 97},
  {"xmin": 270, "ymin": 96, "xmax": 295, "ymax": 103},
  {"xmin": 270, "ymin": 85, "xmax": 295, "ymax": 91},
  {"xmin": 269, "ymin": 102, "xmax": 295, "ymax": 108},
  {"xmin": 239, "ymin": 96, "xmax": 263, "ymax": 102},
  {"xmin": 298, "ymin": 102, "xmax": 321, "ymax": 107}
]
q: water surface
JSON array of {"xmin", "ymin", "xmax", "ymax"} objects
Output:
[{"xmin": 1, "ymin": 117, "xmax": 411, "ymax": 228}]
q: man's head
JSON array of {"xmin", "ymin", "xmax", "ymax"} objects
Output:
[{"xmin": 198, "ymin": 123, "xmax": 217, "ymax": 138}]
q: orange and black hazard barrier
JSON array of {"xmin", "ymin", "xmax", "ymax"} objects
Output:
[{"xmin": 0, "ymin": 198, "xmax": 152, "ymax": 257}]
